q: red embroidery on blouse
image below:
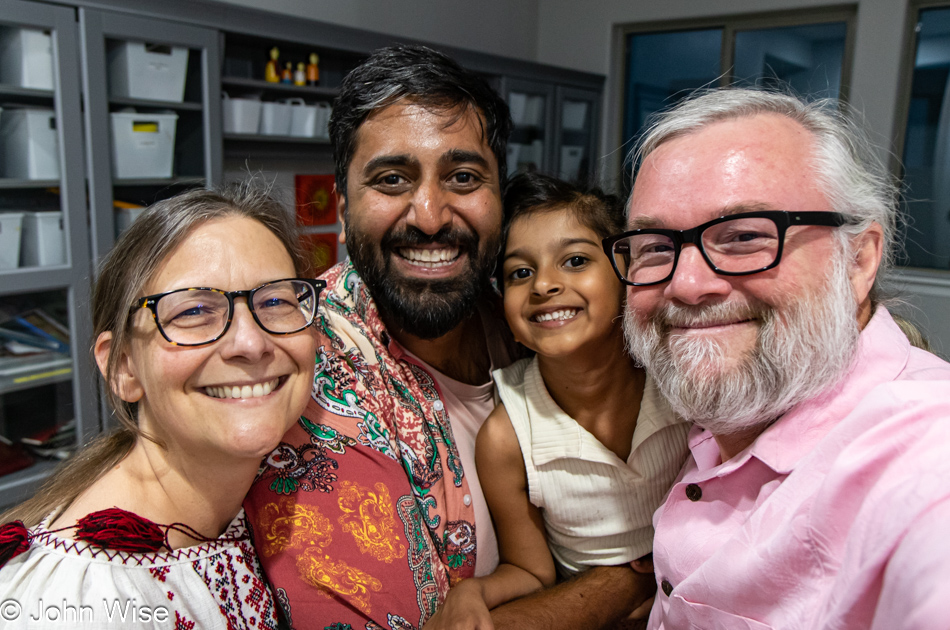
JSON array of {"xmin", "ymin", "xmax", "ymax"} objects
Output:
[
  {"xmin": 150, "ymin": 565, "xmax": 171, "ymax": 582},
  {"xmin": 0, "ymin": 520, "xmax": 30, "ymax": 567},
  {"xmin": 74, "ymin": 508, "xmax": 166, "ymax": 552}
]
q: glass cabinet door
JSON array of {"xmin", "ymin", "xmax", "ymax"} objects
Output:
[
  {"xmin": 79, "ymin": 9, "xmax": 221, "ymax": 264},
  {"xmin": 555, "ymin": 86, "xmax": 600, "ymax": 183},
  {"xmin": 504, "ymin": 77, "xmax": 554, "ymax": 177},
  {"xmin": 0, "ymin": 0, "xmax": 95, "ymax": 510}
]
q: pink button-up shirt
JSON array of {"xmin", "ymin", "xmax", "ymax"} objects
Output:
[{"xmin": 649, "ymin": 307, "xmax": 950, "ymax": 630}]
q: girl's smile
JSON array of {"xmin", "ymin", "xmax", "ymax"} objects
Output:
[{"xmin": 502, "ymin": 208, "xmax": 624, "ymax": 360}]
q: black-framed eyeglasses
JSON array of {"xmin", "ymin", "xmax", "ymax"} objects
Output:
[
  {"xmin": 130, "ymin": 278, "xmax": 327, "ymax": 347},
  {"xmin": 602, "ymin": 211, "xmax": 858, "ymax": 287}
]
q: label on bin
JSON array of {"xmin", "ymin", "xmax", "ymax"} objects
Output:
[{"xmin": 132, "ymin": 122, "xmax": 159, "ymax": 133}]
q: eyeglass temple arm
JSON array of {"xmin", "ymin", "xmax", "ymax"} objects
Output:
[{"xmin": 788, "ymin": 211, "xmax": 857, "ymax": 227}]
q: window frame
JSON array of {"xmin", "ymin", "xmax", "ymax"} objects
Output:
[{"xmin": 606, "ymin": 7, "xmax": 858, "ymax": 188}]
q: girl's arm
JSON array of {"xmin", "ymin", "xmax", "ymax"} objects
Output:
[{"xmin": 422, "ymin": 402, "xmax": 556, "ymax": 630}]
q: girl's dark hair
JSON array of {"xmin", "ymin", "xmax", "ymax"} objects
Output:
[
  {"xmin": 2, "ymin": 182, "xmax": 301, "ymax": 527},
  {"xmin": 502, "ymin": 171, "xmax": 625, "ymax": 245}
]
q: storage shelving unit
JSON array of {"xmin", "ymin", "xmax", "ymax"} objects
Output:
[
  {"xmin": 0, "ymin": 0, "xmax": 96, "ymax": 510},
  {"xmin": 79, "ymin": 8, "xmax": 222, "ymax": 263}
]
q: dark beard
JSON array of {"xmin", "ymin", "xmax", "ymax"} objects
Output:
[{"xmin": 346, "ymin": 223, "xmax": 500, "ymax": 340}]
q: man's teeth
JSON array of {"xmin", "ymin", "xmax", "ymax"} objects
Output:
[
  {"xmin": 400, "ymin": 248, "xmax": 460, "ymax": 267},
  {"xmin": 204, "ymin": 378, "xmax": 279, "ymax": 399},
  {"xmin": 534, "ymin": 309, "xmax": 578, "ymax": 323}
]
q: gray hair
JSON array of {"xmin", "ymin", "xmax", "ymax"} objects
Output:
[{"xmin": 632, "ymin": 88, "xmax": 899, "ymax": 304}]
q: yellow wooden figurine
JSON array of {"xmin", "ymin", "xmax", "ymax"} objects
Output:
[{"xmin": 265, "ymin": 46, "xmax": 280, "ymax": 83}]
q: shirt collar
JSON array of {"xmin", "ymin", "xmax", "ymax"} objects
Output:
[
  {"xmin": 525, "ymin": 359, "xmax": 687, "ymax": 467},
  {"xmin": 689, "ymin": 307, "xmax": 911, "ymax": 476}
]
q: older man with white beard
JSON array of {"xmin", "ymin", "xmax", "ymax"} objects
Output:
[{"xmin": 603, "ymin": 88, "xmax": 950, "ymax": 629}]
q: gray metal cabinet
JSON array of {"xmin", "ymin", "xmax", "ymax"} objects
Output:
[
  {"xmin": 554, "ymin": 85, "xmax": 601, "ymax": 184},
  {"xmin": 502, "ymin": 77, "xmax": 603, "ymax": 183},
  {"xmin": 79, "ymin": 8, "xmax": 222, "ymax": 264},
  {"xmin": 502, "ymin": 77, "xmax": 557, "ymax": 177},
  {"xmin": 0, "ymin": 0, "xmax": 96, "ymax": 508}
]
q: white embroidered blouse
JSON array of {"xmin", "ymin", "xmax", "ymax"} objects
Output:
[{"xmin": 0, "ymin": 509, "xmax": 281, "ymax": 629}]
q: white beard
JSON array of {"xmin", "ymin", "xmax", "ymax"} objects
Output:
[{"xmin": 623, "ymin": 253, "xmax": 861, "ymax": 437}]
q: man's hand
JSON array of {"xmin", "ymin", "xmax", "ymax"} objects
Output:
[
  {"xmin": 490, "ymin": 564, "xmax": 657, "ymax": 630},
  {"xmin": 423, "ymin": 579, "xmax": 494, "ymax": 630}
]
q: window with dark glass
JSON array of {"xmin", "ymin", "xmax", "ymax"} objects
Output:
[
  {"xmin": 621, "ymin": 13, "xmax": 853, "ymax": 191},
  {"xmin": 899, "ymin": 6, "xmax": 950, "ymax": 271}
]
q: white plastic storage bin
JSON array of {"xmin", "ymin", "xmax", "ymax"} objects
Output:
[
  {"xmin": 19, "ymin": 211, "xmax": 65, "ymax": 267},
  {"xmin": 259, "ymin": 101, "xmax": 292, "ymax": 136},
  {"xmin": 0, "ymin": 28, "xmax": 54, "ymax": 90},
  {"xmin": 288, "ymin": 99, "xmax": 317, "ymax": 137},
  {"xmin": 110, "ymin": 111, "xmax": 178, "ymax": 179},
  {"xmin": 222, "ymin": 93, "xmax": 261, "ymax": 134},
  {"xmin": 0, "ymin": 108, "xmax": 60, "ymax": 179},
  {"xmin": 0, "ymin": 212, "xmax": 24, "ymax": 269},
  {"xmin": 314, "ymin": 103, "xmax": 332, "ymax": 139},
  {"xmin": 108, "ymin": 41, "xmax": 188, "ymax": 103}
]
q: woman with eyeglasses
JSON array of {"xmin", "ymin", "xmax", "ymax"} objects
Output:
[{"xmin": 0, "ymin": 184, "xmax": 322, "ymax": 629}]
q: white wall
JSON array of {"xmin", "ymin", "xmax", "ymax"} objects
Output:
[{"xmin": 214, "ymin": 0, "xmax": 541, "ymax": 62}]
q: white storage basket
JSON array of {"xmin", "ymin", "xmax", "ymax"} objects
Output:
[
  {"xmin": 0, "ymin": 108, "xmax": 60, "ymax": 179},
  {"xmin": 20, "ymin": 211, "xmax": 65, "ymax": 267},
  {"xmin": 0, "ymin": 28, "xmax": 54, "ymax": 90},
  {"xmin": 0, "ymin": 213, "xmax": 24, "ymax": 269},
  {"xmin": 259, "ymin": 101, "xmax": 292, "ymax": 136},
  {"xmin": 110, "ymin": 111, "xmax": 178, "ymax": 179},
  {"xmin": 222, "ymin": 93, "xmax": 261, "ymax": 134},
  {"xmin": 108, "ymin": 41, "xmax": 188, "ymax": 102},
  {"xmin": 288, "ymin": 99, "xmax": 318, "ymax": 137}
]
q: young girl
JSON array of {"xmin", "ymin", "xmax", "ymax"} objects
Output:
[{"xmin": 424, "ymin": 172, "xmax": 690, "ymax": 628}]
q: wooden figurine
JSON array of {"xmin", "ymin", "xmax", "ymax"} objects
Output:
[
  {"xmin": 307, "ymin": 53, "xmax": 320, "ymax": 86},
  {"xmin": 294, "ymin": 62, "xmax": 306, "ymax": 86},
  {"xmin": 265, "ymin": 46, "xmax": 280, "ymax": 83},
  {"xmin": 281, "ymin": 62, "xmax": 293, "ymax": 84}
]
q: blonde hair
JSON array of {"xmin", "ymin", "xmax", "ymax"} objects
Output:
[{"xmin": 2, "ymin": 182, "xmax": 301, "ymax": 526}]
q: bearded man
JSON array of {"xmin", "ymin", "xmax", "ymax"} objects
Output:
[
  {"xmin": 604, "ymin": 88, "xmax": 950, "ymax": 629},
  {"xmin": 246, "ymin": 45, "xmax": 655, "ymax": 630}
]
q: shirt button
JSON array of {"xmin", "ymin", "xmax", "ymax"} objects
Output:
[
  {"xmin": 433, "ymin": 400, "xmax": 444, "ymax": 412},
  {"xmin": 661, "ymin": 579, "xmax": 674, "ymax": 597},
  {"xmin": 685, "ymin": 483, "xmax": 703, "ymax": 502},
  {"xmin": 463, "ymin": 494, "xmax": 472, "ymax": 506}
]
